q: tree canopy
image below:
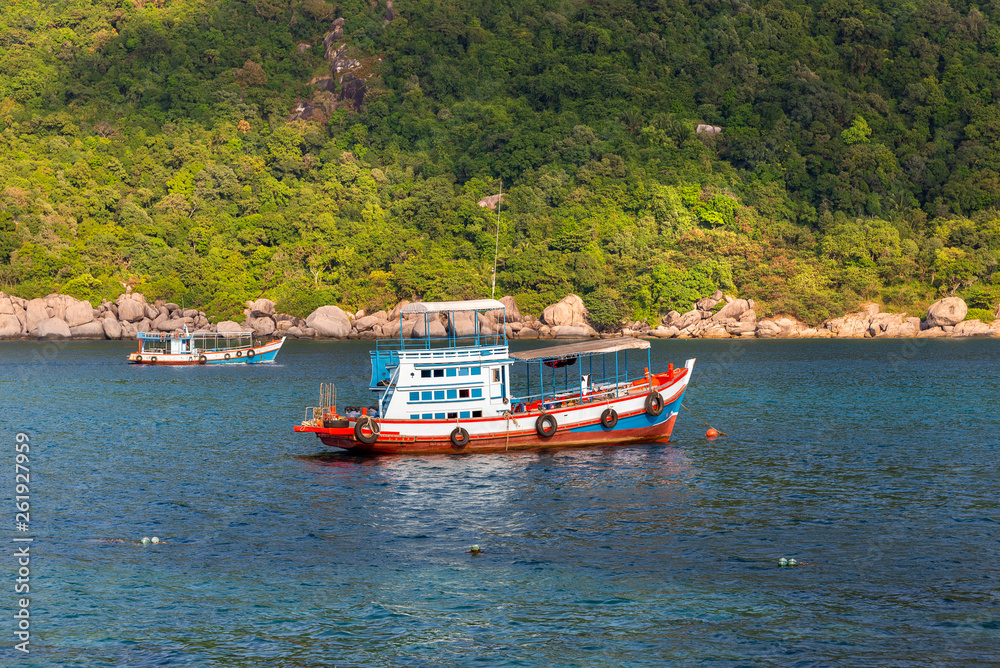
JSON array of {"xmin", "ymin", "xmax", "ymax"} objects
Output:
[{"xmin": 2, "ymin": 0, "xmax": 1000, "ymax": 323}]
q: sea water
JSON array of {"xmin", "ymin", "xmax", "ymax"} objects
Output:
[{"xmin": 0, "ymin": 338, "xmax": 997, "ymax": 666}]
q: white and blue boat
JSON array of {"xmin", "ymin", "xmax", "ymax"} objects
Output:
[
  {"xmin": 128, "ymin": 331, "xmax": 285, "ymax": 365},
  {"xmin": 295, "ymin": 299, "xmax": 695, "ymax": 454}
]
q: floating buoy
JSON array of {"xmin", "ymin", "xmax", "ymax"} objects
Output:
[
  {"xmin": 469, "ymin": 544, "xmax": 481, "ymax": 554},
  {"xmin": 141, "ymin": 537, "xmax": 150, "ymax": 545},
  {"xmin": 778, "ymin": 557, "xmax": 788, "ymax": 567},
  {"xmin": 788, "ymin": 558, "xmax": 798, "ymax": 567},
  {"xmin": 151, "ymin": 537, "xmax": 160, "ymax": 544},
  {"xmin": 706, "ymin": 428, "xmax": 719, "ymax": 438}
]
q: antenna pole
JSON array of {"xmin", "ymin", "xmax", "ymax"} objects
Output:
[{"xmin": 491, "ymin": 180, "xmax": 502, "ymax": 300}]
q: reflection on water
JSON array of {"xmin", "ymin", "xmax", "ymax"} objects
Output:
[{"xmin": 0, "ymin": 338, "xmax": 997, "ymax": 666}]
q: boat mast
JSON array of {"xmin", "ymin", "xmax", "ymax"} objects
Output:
[{"xmin": 491, "ymin": 180, "xmax": 501, "ymax": 300}]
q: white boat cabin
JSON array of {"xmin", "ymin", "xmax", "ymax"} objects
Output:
[{"xmin": 371, "ymin": 300, "xmax": 513, "ymax": 420}]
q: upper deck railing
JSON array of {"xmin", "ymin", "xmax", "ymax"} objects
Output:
[{"xmin": 374, "ymin": 299, "xmax": 508, "ymax": 354}]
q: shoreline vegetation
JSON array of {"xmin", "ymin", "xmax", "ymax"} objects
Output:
[
  {"xmin": 2, "ymin": 290, "xmax": 997, "ymax": 342},
  {"xmin": 5, "ymin": 2, "xmax": 1000, "ymax": 333}
]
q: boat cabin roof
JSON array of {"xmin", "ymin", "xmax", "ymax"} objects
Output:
[
  {"xmin": 401, "ymin": 299, "xmax": 506, "ymax": 314},
  {"xmin": 137, "ymin": 331, "xmax": 251, "ymax": 340},
  {"xmin": 510, "ymin": 336, "xmax": 650, "ymax": 361}
]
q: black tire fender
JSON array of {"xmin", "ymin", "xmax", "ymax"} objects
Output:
[
  {"xmin": 150, "ymin": 356, "xmax": 157, "ymax": 363},
  {"xmin": 645, "ymin": 391, "xmax": 665, "ymax": 417},
  {"xmin": 199, "ymin": 354, "xmax": 208, "ymax": 364},
  {"xmin": 450, "ymin": 427, "xmax": 470, "ymax": 448},
  {"xmin": 247, "ymin": 348, "xmax": 255, "ymax": 358},
  {"xmin": 535, "ymin": 413, "xmax": 558, "ymax": 438},
  {"xmin": 224, "ymin": 353, "xmax": 231, "ymax": 360},
  {"xmin": 354, "ymin": 416, "xmax": 380, "ymax": 445},
  {"xmin": 600, "ymin": 408, "xmax": 618, "ymax": 428}
]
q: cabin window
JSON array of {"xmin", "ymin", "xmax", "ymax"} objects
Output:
[
  {"xmin": 434, "ymin": 391, "xmax": 445, "ymax": 400},
  {"xmin": 434, "ymin": 413, "xmax": 445, "ymax": 420},
  {"xmin": 411, "ymin": 415, "xmax": 420, "ymax": 420},
  {"xmin": 492, "ymin": 369, "xmax": 501, "ymax": 382},
  {"xmin": 447, "ymin": 389, "xmax": 457, "ymax": 399},
  {"xmin": 421, "ymin": 370, "xmax": 431, "ymax": 378},
  {"xmin": 460, "ymin": 411, "xmax": 470, "ymax": 419},
  {"xmin": 409, "ymin": 392, "xmax": 419, "ymax": 401},
  {"xmin": 421, "ymin": 391, "xmax": 432, "ymax": 401},
  {"xmin": 472, "ymin": 410, "xmax": 482, "ymax": 418},
  {"xmin": 459, "ymin": 389, "xmax": 470, "ymax": 398},
  {"xmin": 471, "ymin": 388, "xmax": 482, "ymax": 398},
  {"xmin": 433, "ymin": 369, "xmax": 444, "ymax": 378},
  {"xmin": 459, "ymin": 368, "xmax": 470, "ymax": 376},
  {"xmin": 422, "ymin": 413, "xmax": 432, "ymax": 420},
  {"xmin": 446, "ymin": 368, "xmax": 457, "ymax": 377},
  {"xmin": 447, "ymin": 412, "xmax": 457, "ymax": 419},
  {"xmin": 471, "ymin": 367, "xmax": 481, "ymax": 375}
]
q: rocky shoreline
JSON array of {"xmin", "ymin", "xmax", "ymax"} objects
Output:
[{"xmin": 1, "ymin": 290, "xmax": 997, "ymax": 342}]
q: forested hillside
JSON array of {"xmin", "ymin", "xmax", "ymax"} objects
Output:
[{"xmin": 2, "ymin": 0, "xmax": 1000, "ymax": 324}]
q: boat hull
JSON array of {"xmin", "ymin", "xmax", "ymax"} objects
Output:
[
  {"xmin": 128, "ymin": 338, "xmax": 285, "ymax": 365},
  {"xmin": 295, "ymin": 367, "xmax": 691, "ymax": 455}
]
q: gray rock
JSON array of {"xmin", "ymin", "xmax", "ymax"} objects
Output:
[
  {"xmin": 144, "ymin": 304, "xmax": 159, "ymax": 320},
  {"xmin": 500, "ymin": 295, "xmax": 523, "ymax": 322},
  {"xmin": 156, "ymin": 317, "xmax": 193, "ymax": 332},
  {"xmin": 252, "ymin": 316, "xmax": 276, "ymax": 336},
  {"xmin": 65, "ymin": 300, "xmax": 95, "ymax": 328},
  {"xmin": 711, "ymin": 290, "xmax": 723, "ymax": 300},
  {"xmin": 287, "ymin": 326, "xmax": 303, "ymax": 337},
  {"xmin": 676, "ymin": 310, "xmax": 702, "ymax": 330},
  {"xmin": 249, "ymin": 298, "xmax": 276, "ymax": 316},
  {"xmin": 117, "ymin": 299, "xmax": 145, "ymax": 322},
  {"xmin": 542, "ymin": 294, "xmax": 588, "ymax": 327},
  {"xmin": 447, "ymin": 311, "xmax": 477, "ymax": 337},
  {"xmin": 164, "ymin": 302, "xmax": 180, "ymax": 312},
  {"xmin": 136, "ymin": 318, "xmax": 152, "ymax": 333},
  {"xmin": 412, "ymin": 315, "xmax": 447, "ymax": 338},
  {"xmin": 662, "ymin": 310, "xmax": 681, "ymax": 327},
  {"xmin": 182, "ymin": 309, "xmax": 199, "ymax": 318},
  {"xmin": 651, "ymin": 325, "xmax": 679, "ymax": 338},
  {"xmin": 102, "ymin": 317, "xmax": 122, "ymax": 340},
  {"xmin": 714, "ymin": 299, "xmax": 751, "ymax": 321},
  {"xmin": 755, "ymin": 321, "xmax": 781, "ymax": 338},
  {"xmin": 0, "ymin": 295, "xmax": 14, "ymax": 315},
  {"xmin": 953, "ymin": 319, "xmax": 991, "ymax": 336},
  {"xmin": 306, "ymin": 305, "xmax": 352, "ymax": 338},
  {"xmin": 36, "ymin": 317, "xmax": 71, "ymax": 339},
  {"xmin": 215, "ymin": 320, "xmax": 243, "ymax": 333},
  {"xmin": 0, "ymin": 314, "xmax": 23, "ymax": 338},
  {"xmin": 26, "ymin": 299, "xmax": 49, "ymax": 332},
  {"xmin": 695, "ymin": 297, "xmax": 718, "ymax": 311},
  {"xmin": 70, "ymin": 320, "xmax": 107, "ymax": 339},
  {"xmin": 552, "ymin": 325, "xmax": 593, "ymax": 338},
  {"xmin": 926, "ymin": 297, "xmax": 967, "ymax": 327},
  {"xmin": 354, "ymin": 315, "xmax": 380, "ymax": 332}
]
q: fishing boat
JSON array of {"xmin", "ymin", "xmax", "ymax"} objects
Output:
[
  {"xmin": 293, "ymin": 299, "xmax": 695, "ymax": 454},
  {"xmin": 128, "ymin": 330, "xmax": 285, "ymax": 365}
]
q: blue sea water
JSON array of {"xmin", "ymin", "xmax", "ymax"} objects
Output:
[{"xmin": 0, "ymin": 338, "xmax": 998, "ymax": 667}]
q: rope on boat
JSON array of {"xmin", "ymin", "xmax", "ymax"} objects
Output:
[
  {"xmin": 502, "ymin": 410, "xmax": 513, "ymax": 450},
  {"xmin": 683, "ymin": 404, "xmax": 729, "ymax": 437}
]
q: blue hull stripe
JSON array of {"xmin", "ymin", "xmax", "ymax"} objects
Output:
[{"xmin": 567, "ymin": 395, "xmax": 685, "ymax": 433}]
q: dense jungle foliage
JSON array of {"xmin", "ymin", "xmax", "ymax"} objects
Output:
[{"xmin": 3, "ymin": 0, "xmax": 1000, "ymax": 324}]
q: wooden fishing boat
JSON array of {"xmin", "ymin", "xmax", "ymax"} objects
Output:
[
  {"xmin": 294, "ymin": 299, "xmax": 694, "ymax": 454},
  {"xmin": 128, "ymin": 331, "xmax": 285, "ymax": 365}
]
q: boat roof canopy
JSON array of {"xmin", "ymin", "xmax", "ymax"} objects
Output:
[
  {"xmin": 510, "ymin": 336, "xmax": 650, "ymax": 361},
  {"xmin": 401, "ymin": 299, "xmax": 506, "ymax": 314}
]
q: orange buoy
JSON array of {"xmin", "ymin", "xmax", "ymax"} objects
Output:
[{"xmin": 706, "ymin": 428, "xmax": 719, "ymax": 438}]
